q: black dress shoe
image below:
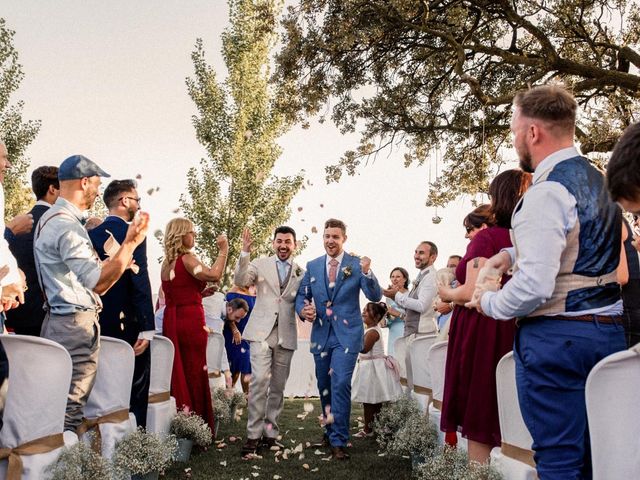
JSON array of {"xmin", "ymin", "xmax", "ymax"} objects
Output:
[
  {"xmin": 311, "ymin": 434, "xmax": 330, "ymax": 448},
  {"xmin": 241, "ymin": 438, "xmax": 260, "ymax": 456},
  {"xmin": 331, "ymin": 446, "xmax": 350, "ymax": 460},
  {"xmin": 262, "ymin": 436, "xmax": 284, "ymax": 450}
]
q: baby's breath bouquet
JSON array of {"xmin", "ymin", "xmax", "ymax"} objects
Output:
[
  {"xmin": 371, "ymin": 396, "xmax": 423, "ymax": 451},
  {"xmin": 212, "ymin": 387, "xmax": 246, "ymax": 424},
  {"xmin": 46, "ymin": 441, "xmax": 112, "ymax": 480},
  {"xmin": 415, "ymin": 446, "xmax": 504, "ymax": 480},
  {"xmin": 386, "ymin": 410, "xmax": 438, "ymax": 459},
  {"xmin": 170, "ymin": 408, "xmax": 213, "ymax": 447},
  {"xmin": 112, "ymin": 427, "xmax": 178, "ymax": 477}
]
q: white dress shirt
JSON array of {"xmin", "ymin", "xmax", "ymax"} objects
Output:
[{"xmin": 481, "ymin": 146, "xmax": 623, "ymax": 319}]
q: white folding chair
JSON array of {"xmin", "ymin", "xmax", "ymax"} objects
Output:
[
  {"xmin": 0, "ymin": 335, "xmax": 77, "ymax": 479},
  {"xmin": 490, "ymin": 352, "xmax": 537, "ymax": 480},
  {"xmin": 207, "ymin": 332, "xmax": 226, "ymax": 390},
  {"xmin": 586, "ymin": 349, "xmax": 640, "ymax": 480},
  {"xmin": 80, "ymin": 336, "xmax": 136, "ymax": 460},
  {"xmin": 409, "ymin": 334, "xmax": 437, "ymax": 411},
  {"xmin": 146, "ymin": 335, "xmax": 177, "ymax": 434}
]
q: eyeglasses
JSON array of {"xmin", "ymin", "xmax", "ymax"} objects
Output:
[{"xmin": 119, "ymin": 196, "xmax": 141, "ymax": 204}]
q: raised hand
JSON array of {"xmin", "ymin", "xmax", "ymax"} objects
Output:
[
  {"xmin": 217, "ymin": 233, "xmax": 229, "ymax": 251},
  {"xmin": 383, "ymin": 284, "xmax": 399, "ymax": 300},
  {"xmin": 241, "ymin": 228, "xmax": 253, "ymax": 253},
  {"xmin": 360, "ymin": 256, "xmax": 371, "ymax": 274},
  {"xmin": 125, "ymin": 211, "xmax": 150, "ymax": 246}
]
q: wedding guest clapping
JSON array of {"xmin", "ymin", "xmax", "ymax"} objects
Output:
[
  {"xmin": 382, "ymin": 267, "xmax": 409, "ymax": 355},
  {"xmin": 160, "ymin": 218, "xmax": 228, "ymax": 431}
]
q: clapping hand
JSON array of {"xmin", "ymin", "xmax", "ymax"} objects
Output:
[
  {"xmin": 383, "ymin": 284, "xmax": 400, "ymax": 300},
  {"xmin": 216, "ymin": 233, "xmax": 229, "ymax": 250},
  {"xmin": 125, "ymin": 211, "xmax": 150, "ymax": 246}
]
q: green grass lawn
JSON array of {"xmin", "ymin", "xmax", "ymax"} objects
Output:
[{"xmin": 164, "ymin": 398, "xmax": 413, "ymax": 480}]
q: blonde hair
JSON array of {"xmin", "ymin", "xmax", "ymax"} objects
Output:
[{"xmin": 162, "ymin": 217, "xmax": 193, "ymax": 269}]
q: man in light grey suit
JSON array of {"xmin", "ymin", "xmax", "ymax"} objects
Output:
[{"xmin": 236, "ymin": 226, "xmax": 304, "ymax": 456}]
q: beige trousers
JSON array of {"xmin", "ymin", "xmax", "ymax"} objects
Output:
[
  {"xmin": 246, "ymin": 326, "xmax": 294, "ymax": 440},
  {"xmin": 41, "ymin": 311, "xmax": 100, "ymax": 431}
]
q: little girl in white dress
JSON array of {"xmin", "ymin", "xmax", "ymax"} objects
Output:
[{"xmin": 352, "ymin": 302, "xmax": 403, "ymax": 436}]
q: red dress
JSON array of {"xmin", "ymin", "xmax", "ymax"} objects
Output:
[
  {"xmin": 440, "ymin": 227, "xmax": 515, "ymax": 447},
  {"xmin": 162, "ymin": 255, "xmax": 214, "ymax": 430}
]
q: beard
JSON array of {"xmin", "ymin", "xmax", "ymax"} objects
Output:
[{"xmin": 518, "ymin": 149, "xmax": 535, "ymax": 173}]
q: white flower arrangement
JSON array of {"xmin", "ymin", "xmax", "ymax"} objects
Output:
[
  {"xmin": 212, "ymin": 387, "xmax": 246, "ymax": 424},
  {"xmin": 371, "ymin": 396, "xmax": 423, "ymax": 452},
  {"xmin": 170, "ymin": 408, "xmax": 213, "ymax": 447},
  {"xmin": 385, "ymin": 409, "xmax": 438, "ymax": 458},
  {"xmin": 112, "ymin": 427, "xmax": 178, "ymax": 476},
  {"xmin": 415, "ymin": 446, "xmax": 504, "ymax": 480},
  {"xmin": 46, "ymin": 442, "xmax": 112, "ymax": 480}
]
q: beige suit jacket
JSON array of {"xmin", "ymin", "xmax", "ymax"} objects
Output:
[{"xmin": 234, "ymin": 254, "xmax": 304, "ymax": 350}]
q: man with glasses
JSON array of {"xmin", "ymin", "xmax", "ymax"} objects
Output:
[{"xmin": 88, "ymin": 179, "xmax": 155, "ymax": 428}]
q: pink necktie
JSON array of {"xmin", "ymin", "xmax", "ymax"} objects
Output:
[{"xmin": 329, "ymin": 258, "xmax": 339, "ymax": 283}]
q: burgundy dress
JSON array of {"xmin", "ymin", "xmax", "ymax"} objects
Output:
[
  {"xmin": 162, "ymin": 255, "xmax": 215, "ymax": 431},
  {"xmin": 440, "ymin": 226, "xmax": 515, "ymax": 447}
]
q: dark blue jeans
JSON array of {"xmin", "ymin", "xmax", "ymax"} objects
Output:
[{"xmin": 514, "ymin": 317, "xmax": 625, "ymax": 480}]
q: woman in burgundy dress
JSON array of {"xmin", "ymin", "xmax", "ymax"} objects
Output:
[
  {"xmin": 438, "ymin": 169, "xmax": 532, "ymax": 464},
  {"xmin": 161, "ymin": 218, "xmax": 228, "ymax": 430}
]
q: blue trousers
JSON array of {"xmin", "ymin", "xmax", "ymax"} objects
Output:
[
  {"xmin": 313, "ymin": 327, "xmax": 358, "ymax": 447},
  {"xmin": 514, "ymin": 317, "xmax": 625, "ymax": 480}
]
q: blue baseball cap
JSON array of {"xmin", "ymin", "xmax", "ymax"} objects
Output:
[{"xmin": 58, "ymin": 155, "xmax": 110, "ymax": 181}]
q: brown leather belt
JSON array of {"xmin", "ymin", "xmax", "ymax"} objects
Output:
[{"xmin": 528, "ymin": 314, "xmax": 622, "ymax": 325}]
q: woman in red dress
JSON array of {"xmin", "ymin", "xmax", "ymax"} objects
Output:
[
  {"xmin": 161, "ymin": 218, "xmax": 228, "ymax": 430},
  {"xmin": 438, "ymin": 169, "xmax": 532, "ymax": 464}
]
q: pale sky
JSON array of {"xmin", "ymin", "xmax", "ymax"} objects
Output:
[{"xmin": 4, "ymin": 0, "xmax": 483, "ymax": 291}]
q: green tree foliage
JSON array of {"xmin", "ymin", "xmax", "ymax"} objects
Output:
[
  {"xmin": 182, "ymin": 0, "xmax": 304, "ymax": 286},
  {"xmin": 0, "ymin": 18, "xmax": 41, "ymax": 219},
  {"xmin": 275, "ymin": 0, "xmax": 640, "ymax": 205}
]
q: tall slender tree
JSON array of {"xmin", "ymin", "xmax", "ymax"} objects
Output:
[
  {"xmin": 182, "ymin": 0, "xmax": 304, "ymax": 287},
  {"xmin": 0, "ymin": 18, "xmax": 41, "ymax": 219}
]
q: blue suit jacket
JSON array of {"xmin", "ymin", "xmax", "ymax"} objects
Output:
[
  {"xmin": 88, "ymin": 216, "xmax": 155, "ymax": 343},
  {"xmin": 295, "ymin": 253, "xmax": 382, "ymax": 353}
]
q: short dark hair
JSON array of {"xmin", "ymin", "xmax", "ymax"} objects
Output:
[
  {"xmin": 227, "ymin": 297, "xmax": 249, "ymax": 312},
  {"xmin": 448, "ymin": 255, "xmax": 462, "ymax": 262},
  {"xmin": 103, "ymin": 179, "xmax": 137, "ymax": 208},
  {"xmin": 607, "ymin": 122, "xmax": 640, "ymax": 202},
  {"xmin": 513, "ymin": 84, "xmax": 577, "ymax": 135},
  {"xmin": 365, "ymin": 302, "xmax": 388, "ymax": 322},
  {"xmin": 420, "ymin": 241, "xmax": 438, "ymax": 257},
  {"xmin": 274, "ymin": 225, "xmax": 296, "ymax": 241},
  {"xmin": 464, "ymin": 204, "xmax": 494, "ymax": 230},
  {"xmin": 31, "ymin": 166, "xmax": 59, "ymax": 200},
  {"xmin": 489, "ymin": 169, "xmax": 532, "ymax": 228},
  {"xmin": 324, "ymin": 218, "xmax": 347, "ymax": 234},
  {"xmin": 389, "ymin": 267, "xmax": 410, "ymax": 289}
]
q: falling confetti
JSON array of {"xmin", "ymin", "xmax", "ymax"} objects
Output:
[
  {"xmin": 172, "ymin": 208, "xmax": 180, "ymax": 213},
  {"xmin": 147, "ymin": 188, "xmax": 155, "ymax": 196},
  {"xmin": 303, "ymin": 402, "xmax": 314, "ymax": 413},
  {"xmin": 220, "ymin": 461, "xmax": 227, "ymax": 466},
  {"xmin": 320, "ymin": 203, "xmax": 324, "ymax": 208},
  {"xmin": 297, "ymin": 207, "xmax": 303, "ymax": 212},
  {"xmin": 193, "ymin": 265, "xmax": 203, "ymax": 275},
  {"xmin": 311, "ymin": 468, "xmax": 319, "ymax": 472},
  {"xmin": 322, "ymin": 389, "xmax": 329, "ymax": 396},
  {"xmin": 328, "ymin": 282, "xmax": 335, "ymax": 289},
  {"xmin": 302, "ymin": 464, "xmax": 310, "ymax": 470},
  {"xmin": 311, "ymin": 226, "xmax": 318, "ymax": 233},
  {"xmin": 326, "ymin": 308, "xmax": 333, "ymax": 316},
  {"xmin": 135, "ymin": 174, "xmax": 142, "ymax": 179}
]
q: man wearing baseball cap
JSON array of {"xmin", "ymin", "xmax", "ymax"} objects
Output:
[{"xmin": 34, "ymin": 154, "xmax": 150, "ymax": 432}]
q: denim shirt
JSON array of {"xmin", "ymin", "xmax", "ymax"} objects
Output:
[{"xmin": 34, "ymin": 198, "xmax": 102, "ymax": 315}]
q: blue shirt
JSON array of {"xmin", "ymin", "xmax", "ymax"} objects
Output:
[
  {"xmin": 34, "ymin": 198, "xmax": 102, "ymax": 315},
  {"xmin": 482, "ymin": 146, "xmax": 623, "ymax": 319}
]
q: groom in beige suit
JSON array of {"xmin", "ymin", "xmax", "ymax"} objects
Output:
[{"xmin": 236, "ymin": 226, "xmax": 304, "ymax": 456}]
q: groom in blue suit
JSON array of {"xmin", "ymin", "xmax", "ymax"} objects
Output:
[{"xmin": 296, "ymin": 218, "xmax": 381, "ymax": 459}]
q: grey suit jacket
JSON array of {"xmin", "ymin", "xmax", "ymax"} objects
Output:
[{"xmin": 234, "ymin": 254, "xmax": 304, "ymax": 350}]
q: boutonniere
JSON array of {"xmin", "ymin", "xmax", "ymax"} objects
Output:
[
  {"xmin": 412, "ymin": 278, "xmax": 419, "ymax": 287},
  {"xmin": 294, "ymin": 266, "xmax": 302, "ymax": 277},
  {"xmin": 342, "ymin": 265, "xmax": 353, "ymax": 278}
]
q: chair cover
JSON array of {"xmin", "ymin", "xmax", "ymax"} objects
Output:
[
  {"xmin": 408, "ymin": 334, "xmax": 437, "ymax": 410},
  {"xmin": 284, "ymin": 340, "xmax": 318, "ymax": 397},
  {"xmin": 586, "ymin": 349, "xmax": 640, "ymax": 480},
  {"xmin": 0, "ymin": 335, "xmax": 76, "ymax": 479},
  {"xmin": 206, "ymin": 332, "xmax": 227, "ymax": 392},
  {"xmin": 146, "ymin": 335, "xmax": 177, "ymax": 435},
  {"xmin": 393, "ymin": 336, "xmax": 409, "ymax": 391},
  {"xmin": 426, "ymin": 341, "xmax": 448, "ymax": 443},
  {"xmin": 489, "ymin": 351, "xmax": 537, "ymax": 480},
  {"xmin": 81, "ymin": 336, "xmax": 135, "ymax": 460}
]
